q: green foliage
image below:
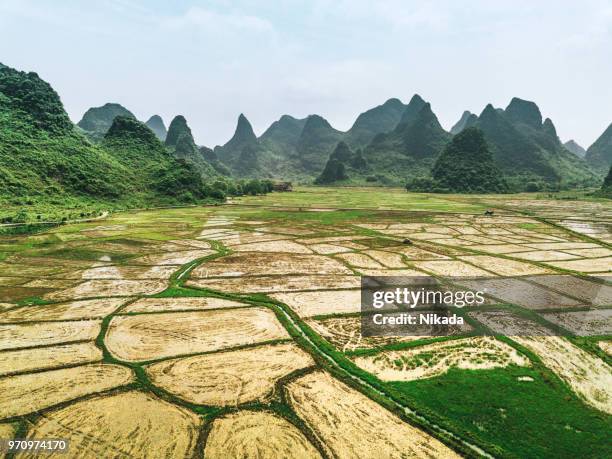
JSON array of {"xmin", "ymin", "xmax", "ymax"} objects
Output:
[
  {"xmin": 165, "ymin": 115, "xmax": 192, "ymax": 148},
  {"xmin": 344, "ymin": 98, "xmax": 406, "ymax": 148},
  {"xmin": 296, "ymin": 115, "xmax": 343, "ymax": 173},
  {"xmin": 152, "ymin": 160, "xmax": 206, "ymax": 201},
  {"xmin": 525, "ymin": 181, "xmax": 542, "ymax": 192},
  {"xmin": 242, "ymin": 179, "xmax": 267, "ymax": 195},
  {"xmin": 0, "ymin": 66, "xmax": 130, "ymax": 199},
  {"xmin": 389, "ymin": 366, "xmax": 612, "ymax": 458},
  {"xmin": 468, "ymin": 101, "xmax": 598, "ymax": 189},
  {"xmin": 427, "ymin": 127, "xmax": 508, "ymax": 193},
  {"xmin": 315, "ymin": 142, "xmax": 368, "ymax": 184},
  {"xmin": 585, "ymin": 122, "xmax": 612, "ymax": 173},
  {"xmin": 315, "ymin": 159, "xmax": 347, "ymax": 184},
  {"xmin": 261, "ymin": 179, "xmax": 274, "ymax": 193},
  {"xmin": 361, "ymin": 101, "xmax": 451, "ymax": 185},
  {"xmin": 0, "ymin": 65, "xmax": 72, "ymax": 133},
  {"xmin": 594, "ymin": 164, "xmax": 612, "ymax": 198}
]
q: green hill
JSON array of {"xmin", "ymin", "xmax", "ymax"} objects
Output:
[
  {"xmin": 214, "ymin": 113, "xmax": 274, "ymax": 177},
  {"xmin": 260, "ymin": 114, "xmax": 307, "ymax": 149},
  {"xmin": 165, "ymin": 115, "xmax": 217, "ymax": 178},
  {"xmin": 145, "ymin": 115, "xmax": 167, "ymax": 141},
  {"xmin": 0, "ymin": 63, "xmax": 223, "ymax": 221},
  {"xmin": 599, "ymin": 165, "xmax": 612, "ymax": 197},
  {"xmin": 315, "ymin": 141, "xmax": 367, "ymax": 184},
  {"xmin": 77, "ymin": 102, "xmax": 135, "ymax": 141},
  {"xmin": 0, "ymin": 65, "xmax": 129, "ymax": 200},
  {"xmin": 214, "ymin": 113, "xmax": 270, "ymax": 178},
  {"xmin": 361, "ymin": 100, "xmax": 451, "ymax": 184},
  {"xmin": 294, "ymin": 115, "xmax": 343, "ymax": 174},
  {"xmin": 102, "ymin": 116, "xmax": 209, "ymax": 201},
  {"xmin": 397, "ymin": 94, "xmax": 427, "ymax": 126},
  {"xmin": 460, "ymin": 99, "xmax": 597, "ymax": 190},
  {"xmin": 450, "ymin": 111, "xmax": 477, "ymax": 135},
  {"xmin": 165, "ymin": 115, "xmax": 192, "ymax": 148},
  {"xmin": 585, "ymin": 122, "xmax": 612, "ymax": 173},
  {"xmin": 411, "ymin": 127, "xmax": 507, "ymax": 193},
  {"xmin": 214, "ymin": 97, "xmax": 436, "ymax": 183},
  {"xmin": 563, "ymin": 140, "xmax": 586, "ymax": 158},
  {"xmin": 344, "ymin": 98, "xmax": 406, "ymax": 148}
]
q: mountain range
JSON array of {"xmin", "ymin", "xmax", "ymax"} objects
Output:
[
  {"xmin": 0, "ymin": 63, "xmax": 222, "ymax": 210},
  {"xmin": 2, "ymin": 61, "xmax": 610, "ymax": 205},
  {"xmin": 208, "ymin": 94, "xmax": 606, "ymax": 190}
]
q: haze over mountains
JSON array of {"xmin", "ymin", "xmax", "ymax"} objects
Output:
[
  {"xmin": 2, "ymin": 61, "xmax": 610, "ymax": 203},
  {"xmin": 564, "ymin": 140, "xmax": 586, "ymax": 158}
]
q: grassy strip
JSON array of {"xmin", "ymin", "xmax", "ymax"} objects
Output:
[{"xmin": 0, "ymin": 222, "xmax": 60, "ymax": 236}]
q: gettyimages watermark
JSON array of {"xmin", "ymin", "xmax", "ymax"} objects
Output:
[{"xmin": 360, "ymin": 275, "xmax": 611, "ymax": 337}]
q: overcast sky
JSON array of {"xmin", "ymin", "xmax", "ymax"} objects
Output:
[{"xmin": 1, "ymin": 0, "xmax": 610, "ymax": 148}]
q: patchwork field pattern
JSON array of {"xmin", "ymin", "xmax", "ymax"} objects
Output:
[{"xmin": 0, "ymin": 188, "xmax": 610, "ymax": 457}]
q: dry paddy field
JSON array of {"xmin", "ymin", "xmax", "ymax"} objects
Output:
[
  {"xmin": 271, "ymin": 289, "xmax": 362, "ymax": 317},
  {"xmin": 0, "ymin": 342, "xmax": 102, "ymax": 376},
  {"xmin": 0, "ymin": 422, "xmax": 15, "ymax": 441},
  {"xmin": 542, "ymin": 309, "xmax": 612, "ymax": 336},
  {"xmin": 105, "ymin": 307, "xmax": 289, "ymax": 362},
  {"xmin": 0, "ymin": 320, "xmax": 100, "ymax": 350},
  {"xmin": 0, "ymin": 363, "xmax": 133, "ymax": 418},
  {"xmin": 204, "ymin": 411, "xmax": 322, "ymax": 459},
  {"xmin": 188, "ymin": 274, "xmax": 361, "ymax": 293},
  {"xmin": 190, "ymin": 252, "xmax": 353, "ymax": 277},
  {"xmin": 286, "ymin": 371, "xmax": 460, "ymax": 459},
  {"xmin": 121, "ymin": 296, "xmax": 247, "ymax": 313},
  {"xmin": 1, "ymin": 193, "xmax": 610, "ymax": 457},
  {"xmin": 21, "ymin": 391, "xmax": 200, "ymax": 459},
  {"xmin": 0, "ymin": 298, "xmax": 128, "ymax": 322},
  {"xmin": 147, "ymin": 343, "xmax": 313, "ymax": 406}
]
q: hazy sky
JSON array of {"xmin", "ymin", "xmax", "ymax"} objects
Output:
[{"xmin": 1, "ymin": 0, "xmax": 610, "ymax": 148}]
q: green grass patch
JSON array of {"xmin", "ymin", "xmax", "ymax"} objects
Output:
[{"xmin": 387, "ymin": 366, "xmax": 612, "ymax": 459}]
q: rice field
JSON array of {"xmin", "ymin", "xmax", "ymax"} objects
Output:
[{"xmin": 0, "ymin": 187, "xmax": 610, "ymax": 458}]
